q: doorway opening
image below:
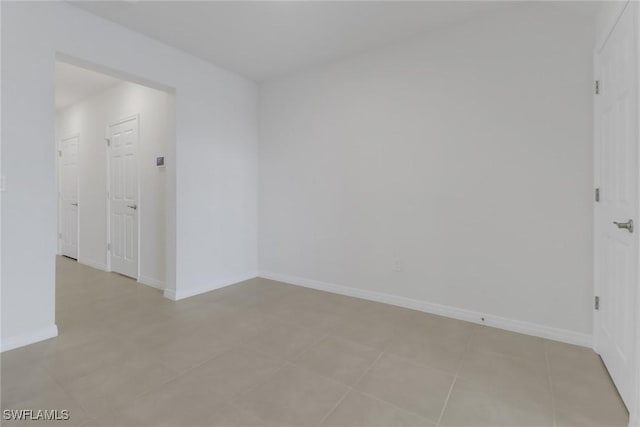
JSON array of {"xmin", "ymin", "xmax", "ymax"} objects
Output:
[{"xmin": 55, "ymin": 59, "xmax": 175, "ymax": 290}]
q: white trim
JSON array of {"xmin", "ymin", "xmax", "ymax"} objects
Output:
[
  {"xmin": 164, "ymin": 271, "xmax": 258, "ymax": 301},
  {"xmin": 259, "ymin": 271, "xmax": 593, "ymax": 348},
  {"xmin": 77, "ymin": 257, "xmax": 108, "ymax": 272},
  {"xmin": 57, "ymin": 133, "xmax": 80, "ymax": 260},
  {"xmin": 594, "ymin": 2, "xmax": 639, "ymax": 419},
  {"xmin": 138, "ymin": 275, "xmax": 165, "ymax": 290},
  {"xmin": 1, "ymin": 324, "xmax": 58, "ymax": 352},
  {"xmin": 596, "ymin": 0, "xmax": 630, "ymax": 53},
  {"xmin": 632, "ymin": 3, "xmax": 640, "ymax": 425},
  {"xmin": 163, "ymin": 289, "xmax": 178, "ymax": 301}
]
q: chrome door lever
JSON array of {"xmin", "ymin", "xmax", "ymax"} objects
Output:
[
  {"xmin": 71, "ymin": 203, "xmax": 78, "ymax": 206},
  {"xmin": 127, "ymin": 204, "xmax": 137, "ymax": 210},
  {"xmin": 613, "ymin": 219, "xmax": 633, "ymax": 233}
]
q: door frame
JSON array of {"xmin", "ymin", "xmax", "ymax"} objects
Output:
[
  {"xmin": 57, "ymin": 133, "xmax": 80, "ymax": 259},
  {"xmin": 594, "ymin": 1, "xmax": 640, "ymax": 424},
  {"xmin": 105, "ymin": 114, "xmax": 141, "ymax": 279},
  {"xmin": 633, "ymin": 2, "xmax": 640, "ymax": 424}
]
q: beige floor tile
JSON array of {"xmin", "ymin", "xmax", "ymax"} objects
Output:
[
  {"xmin": 1, "ymin": 380, "xmax": 89, "ymax": 427},
  {"xmin": 384, "ymin": 328, "xmax": 469, "ymax": 374},
  {"xmin": 234, "ymin": 363, "xmax": 349, "ymax": 427},
  {"xmin": 106, "ymin": 388, "xmax": 268, "ymax": 427},
  {"xmin": 150, "ymin": 326, "xmax": 242, "ymax": 373},
  {"xmin": 60, "ymin": 354, "xmax": 178, "ymax": 419},
  {"xmin": 545, "ymin": 339, "xmax": 610, "ymax": 381},
  {"xmin": 551, "ymin": 366, "xmax": 629, "ymax": 427},
  {"xmin": 1, "ymin": 363, "xmax": 60, "ymax": 408},
  {"xmin": 274, "ymin": 302, "xmax": 347, "ymax": 333},
  {"xmin": 109, "ymin": 367, "xmax": 232, "ymax": 427},
  {"xmin": 182, "ymin": 346, "xmax": 286, "ymax": 400},
  {"xmin": 440, "ymin": 377, "xmax": 554, "ymax": 427},
  {"xmin": 355, "ymin": 353, "xmax": 454, "ymax": 422},
  {"xmin": 1, "ymin": 339, "xmax": 51, "ymax": 370},
  {"xmin": 1, "ymin": 258, "xmax": 626, "ymax": 427},
  {"xmin": 44, "ymin": 334, "xmax": 140, "ymax": 384},
  {"xmin": 468, "ymin": 326, "xmax": 547, "ymax": 364},
  {"xmin": 358, "ymin": 300, "xmax": 414, "ymax": 320},
  {"xmin": 242, "ymin": 321, "xmax": 324, "ymax": 360},
  {"xmin": 293, "ymin": 335, "xmax": 380, "ymax": 385},
  {"xmin": 457, "ymin": 349, "xmax": 550, "ymax": 397},
  {"xmin": 320, "ymin": 390, "xmax": 434, "ymax": 427},
  {"xmin": 197, "ymin": 402, "xmax": 270, "ymax": 427},
  {"xmin": 547, "ymin": 340, "xmax": 628, "ymax": 426},
  {"xmin": 330, "ymin": 317, "xmax": 398, "ymax": 350},
  {"xmin": 301, "ymin": 291, "xmax": 371, "ymax": 318},
  {"xmin": 115, "ymin": 314, "xmax": 206, "ymax": 352}
]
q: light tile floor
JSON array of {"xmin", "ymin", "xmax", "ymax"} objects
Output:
[{"xmin": 1, "ymin": 257, "xmax": 629, "ymax": 426}]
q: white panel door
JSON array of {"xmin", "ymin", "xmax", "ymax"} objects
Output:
[
  {"xmin": 60, "ymin": 136, "xmax": 79, "ymax": 259},
  {"xmin": 594, "ymin": 2, "xmax": 638, "ymax": 410},
  {"xmin": 109, "ymin": 117, "xmax": 138, "ymax": 279}
]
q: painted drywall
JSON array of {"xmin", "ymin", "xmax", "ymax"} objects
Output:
[
  {"xmin": 258, "ymin": 5, "xmax": 595, "ymax": 339},
  {"xmin": 1, "ymin": 1, "xmax": 258, "ymax": 350},
  {"xmin": 56, "ymin": 80, "xmax": 173, "ymax": 288}
]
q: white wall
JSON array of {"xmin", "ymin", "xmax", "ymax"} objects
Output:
[
  {"xmin": 1, "ymin": 2, "xmax": 258, "ymax": 351},
  {"xmin": 56, "ymin": 80, "xmax": 173, "ymax": 288},
  {"xmin": 258, "ymin": 5, "xmax": 595, "ymax": 343}
]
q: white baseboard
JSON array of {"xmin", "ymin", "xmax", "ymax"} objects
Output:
[
  {"xmin": 164, "ymin": 289, "xmax": 178, "ymax": 301},
  {"xmin": 1, "ymin": 324, "xmax": 59, "ymax": 352},
  {"xmin": 138, "ymin": 275, "xmax": 165, "ymax": 290},
  {"xmin": 164, "ymin": 271, "xmax": 258, "ymax": 301},
  {"xmin": 78, "ymin": 257, "xmax": 108, "ymax": 272},
  {"xmin": 259, "ymin": 271, "xmax": 593, "ymax": 348}
]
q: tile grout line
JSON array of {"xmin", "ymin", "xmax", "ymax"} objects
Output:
[
  {"xmin": 42, "ymin": 369, "xmax": 95, "ymax": 423},
  {"xmin": 286, "ymin": 347, "xmax": 439, "ymax": 424},
  {"xmin": 90, "ymin": 342, "xmax": 267, "ymax": 419},
  {"xmin": 353, "ymin": 350, "xmax": 385, "ymax": 385},
  {"xmin": 298, "ymin": 349, "xmax": 439, "ymax": 427},
  {"xmin": 543, "ymin": 340, "xmax": 558, "ymax": 427},
  {"xmin": 353, "ymin": 351, "xmax": 442, "ymax": 424},
  {"xmin": 435, "ymin": 326, "xmax": 475, "ymax": 427},
  {"xmin": 290, "ymin": 333, "xmax": 331, "ymax": 362},
  {"xmin": 435, "ymin": 377, "xmax": 457, "ymax": 427},
  {"xmin": 230, "ymin": 359, "xmax": 291, "ymax": 402},
  {"xmin": 356, "ymin": 389, "xmax": 438, "ymax": 425},
  {"xmin": 44, "ymin": 263, "xmax": 610, "ymax": 427},
  {"xmin": 313, "ymin": 387, "xmax": 352, "ymax": 427}
]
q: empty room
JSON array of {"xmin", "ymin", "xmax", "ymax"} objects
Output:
[{"xmin": 0, "ymin": 1, "xmax": 638, "ymax": 427}]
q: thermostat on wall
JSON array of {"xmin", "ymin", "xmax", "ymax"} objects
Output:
[{"xmin": 156, "ymin": 156, "xmax": 165, "ymax": 168}]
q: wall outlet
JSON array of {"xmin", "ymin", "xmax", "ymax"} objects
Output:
[{"xmin": 392, "ymin": 259, "xmax": 402, "ymax": 272}]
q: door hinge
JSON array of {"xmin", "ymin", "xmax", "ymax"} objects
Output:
[
  {"xmin": 107, "ymin": 243, "xmax": 111, "ymax": 251},
  {"xmin": 595, "ymin": 296, "xmax": 600, "ymax": 310},
  {"xmin": 595, "ymin": 80, "xmax": 600, "ymax": 95},
  {"xmin": 58, "ymin": 150, "xmax": 62, "ymax": 157},
  {"xmin": 58, "ymin": 233, "xmax": 62, "ymax": 239},
  {"xmin": 105, "ymin": 138, "xmax": 110, "ymax": 147},
  {"xmin": 595, "ymin": 188, "xmax": 600, "ymax": 202}
]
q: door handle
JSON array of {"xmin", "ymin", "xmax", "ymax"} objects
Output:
[
  {"xmin": 613, "ymin": 219, "xmax": 633, "ymax": 233},
  {"xmin": 71, "ymin": 203, "xmax": 78, "ymax": 207},
  {"xmin": 127, "ymin": 204, "xmax": 137, "ymax": 210}
]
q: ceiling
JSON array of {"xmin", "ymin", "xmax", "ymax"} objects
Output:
[
  {"xmin": 56, "ymin": 61, "xmax": 122, "ymax": 110},
  {"xmin": 70, "ymin": 1, "xmax": 600, "ymax": 82}
]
